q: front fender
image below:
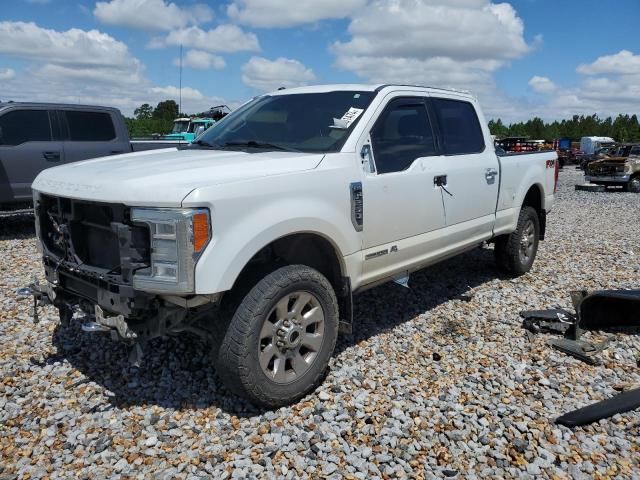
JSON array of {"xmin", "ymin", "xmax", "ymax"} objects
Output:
[{"xmin": 184, "ymin": 173, "xmax": 361, "ymax": 294}]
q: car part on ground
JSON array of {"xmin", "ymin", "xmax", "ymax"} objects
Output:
[
  {"xmin": 521, "ymin": 289, "xmax": 640, "ymax": 365},
  {"xmin": 556, "ymin": 387, "xmax": 640, "ymax": 428}
]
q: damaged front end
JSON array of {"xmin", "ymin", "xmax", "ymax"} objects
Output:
[{"xmin": 21, "ymin": 192, "xmax": 219, "ymax": 364}]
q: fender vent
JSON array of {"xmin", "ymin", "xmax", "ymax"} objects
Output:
[{"xmin": 350, "ymin": 182, "xmax": 363, "ymax": 232}]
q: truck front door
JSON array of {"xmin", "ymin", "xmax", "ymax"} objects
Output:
[
  {"xmin": 0, "ymin": 108, "xmax": 63, "ymax": 204},
  {"xmin": 359, "ymin": 95, "xmax": 447, "ymax": 283}
]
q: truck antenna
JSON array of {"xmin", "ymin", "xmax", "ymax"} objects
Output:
[{"xmin": 179, "ymin": 44, "xmax": 183, "ymax": 116}]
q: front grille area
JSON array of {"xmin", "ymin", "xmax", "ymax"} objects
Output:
[
  {"xmin": 37, "ymin": 194, "xmax": 150, "ymax": 283},
  {"xmin": 589, "ymin": 164, "xmax": 625, "ymax": 176}
]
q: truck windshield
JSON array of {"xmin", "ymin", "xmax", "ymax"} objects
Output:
[
  {"xmin": 195, "ymin": 91, "xmax": 376, "ymax": 153},
  {"xmin": 172, "ymin": 121, "xmax": 190, "ymax": 133}
]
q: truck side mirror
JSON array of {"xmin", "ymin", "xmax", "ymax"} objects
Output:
[{"xmin": 360, "ymin": 143, "xmax": 375, "ymax": 173}]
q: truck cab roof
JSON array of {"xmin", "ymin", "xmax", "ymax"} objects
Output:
[
  {"xmin": 0, "ymin": 101, "xmax": 121, "ymax": 113},
  {"xmin": 268, "ymin": 83, "xmax": 475, "ymax": 99}
]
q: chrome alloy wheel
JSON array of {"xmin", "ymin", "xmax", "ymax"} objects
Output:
[
  {"xmin": 519, "ymin": 219, "xmax": 536, "ymax": 264},
  {"xmin": 258, "ymin": 291, "xmax": 325, "ymax": 384}
]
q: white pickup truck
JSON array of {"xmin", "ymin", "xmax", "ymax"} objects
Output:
[{"xmin": 30, "ymin": 84, "xmax": 558, "ymax": 407}]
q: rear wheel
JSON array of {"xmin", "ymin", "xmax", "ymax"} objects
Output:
[
  {"xmin": 215, "ymin": 265, "xmax": 339, "ymax": 408},
  {"xmin": 494, "ymin": 206, "xmax": 540, "ymax": 276},
  {"xmin": 626, "ymin": 176, "xmax": 640, "ymax": 193}
]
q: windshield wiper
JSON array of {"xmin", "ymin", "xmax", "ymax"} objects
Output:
[
  {"xmin": 222, "ymin": 141, "xmax": 301, "ymax": 153},
  {"xmin": 191, "ymin": 139, "xmax": 222, "ymax": 148}
]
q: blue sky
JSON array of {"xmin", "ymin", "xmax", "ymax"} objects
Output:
[{"xmin": 1, "ymin": 0, "xmax": 639, "ymax": 121}]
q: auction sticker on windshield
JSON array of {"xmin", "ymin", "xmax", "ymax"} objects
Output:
[{"xmin": 331, "ymin": 107, "xmax": 364, "ymax": 129}]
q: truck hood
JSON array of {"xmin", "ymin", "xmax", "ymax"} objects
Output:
[
  {"xmin": 590, "ymin": 156, "xmax": 628, "ymax": 164},
  {"xmin": 33, "ymin": 148, "xmax": 324, "ymax": 206}
]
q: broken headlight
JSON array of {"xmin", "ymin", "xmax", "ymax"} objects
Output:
[
  {"xmin": 626, "ymin": 157, "xmax": 640, "ymax": 173},
  {"xmin": 130, "ymin": 208, "xmax": 211, "ymax": 293}
]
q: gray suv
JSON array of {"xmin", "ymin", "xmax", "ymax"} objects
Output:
[{"xmin": 0, "ymin": 103, "xmax": 131, "ymax": 207}]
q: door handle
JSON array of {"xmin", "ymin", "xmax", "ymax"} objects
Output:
[
  {"xmin": 110, "ymin": 150, "xmax": 125, "ymax": 155},
  {"xmin": 485, "ymin": 168, "xmax": 498, "ymax": 183},
  {"xmin": 434, "ymin": 175, "xmax": 453, "ymax": 196},
  {"xmin": 43, "ymin": 151, "xmax": 61, "ymax": 161},
  {"xmin": 434, "ymin": 175, "xmax": 447, "ymax": 187}
]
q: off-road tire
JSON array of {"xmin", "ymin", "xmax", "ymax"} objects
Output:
[
  {"xmin": 626, "ymin": 176, "xmax": 640, "ymax": 193},
  {"xmin": 494, "ymin": 206, "xmax": 540, "ymax": 276},
  {"xmin": 215, "ymin": 265, "xmax": 339, "ymax": 408}
]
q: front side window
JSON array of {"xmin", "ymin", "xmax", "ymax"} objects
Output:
[
  {"xmin": 64, "ymin": 111, "xmax": 116, "ymax": 141},
  {"xmin": 196, "ymin": 91, "xmax": 375, "ymax": 153},
  {"xmin": 370, "ymin": 98, "xmax": 436, "ymax": 174},
  {"xmin": 0, "ymin": 109, "xmax": 51, "ymax": 146},
  {"xmin": 432, "ymin": 98, "xmax": 485, "ymax": 155}
]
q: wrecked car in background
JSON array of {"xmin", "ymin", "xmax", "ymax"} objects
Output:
[{"xmin": 585, "ymin": 144, "xmax": 640, "ymax": 192}]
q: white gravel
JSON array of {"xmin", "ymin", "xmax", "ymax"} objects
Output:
[{"xmin": 1, "ymin": 167, "xmax": 640, "ymax": 479}]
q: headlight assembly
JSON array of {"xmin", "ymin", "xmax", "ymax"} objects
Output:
[{"xmin": 130, "ymin": 208, "xmax": 211, "ymax": 293}]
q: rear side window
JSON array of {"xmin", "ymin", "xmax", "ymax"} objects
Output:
[
  {"xmin": 432, "ymin": 98, "xmax": 484, "ymax": 155},
  {"xmin": 371, "ymin": 98, "xmax": 436, "ymax": 174},
  {"xmin": 64, "ymin": 111, "xmax": 116, "ymax": 141},
  {"xmin": 0, "ymin": 109, "xmax": 52, "ymax": 146}
]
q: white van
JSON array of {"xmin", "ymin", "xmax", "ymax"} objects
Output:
[{"xmin": 580, "ymin": 136, "xmax": 615, "ymax": 155}]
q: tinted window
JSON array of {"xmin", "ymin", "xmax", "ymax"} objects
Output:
[
  {"xmin": 65, "ymin": 111, "xmax": 116, "ymax": 141},
  {"xmin": 432, "ymin": 98, "xmax": 484, "ymax": 155},
  {"xmin": 371, "ymin": 99, "xmax": 436, "ymax": 174},
  {"xmin": 0, "ymin": 109, "xmax": 51, "ymax": 146}
]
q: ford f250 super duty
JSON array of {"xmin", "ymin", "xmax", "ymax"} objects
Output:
[{"xmin": 28, "ymin": 84, "xmax": 558, "ymax": 407}]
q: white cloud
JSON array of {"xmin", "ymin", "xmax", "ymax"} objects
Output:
[
  {"xmin": 149, "ymin": 86, "xmax": 204, "ymax": 100},
  {"xmin": 94, "ymin": 0, "xmax": 213, "ymax": 31},
  {"xmin": 0, "ymin": 21, "xmax": 142, "ymax": 75},
  {"xmin": 528, "ymin": 75, "xmax": 556, "ymax": 94},
  {"xmin": 331, "ymin": 0, "xmax": 532, "ymax": 96},
  {"xmin": 227, "ymin": 0, "xmax": 367, "ymax": 27},
  {"xmin": 173, "ymin": 50, "xmax": 226, "ymax": 70},
  {"xmin": 152, "ymin": 25, "xmax": 260, "ymax": 53},
  {"xmin": 0, "ymin": 21, "xmax": 229, "ymax": 115},
  {"xmin": 242, "ymin": 56, "xmax": 316, "ymax": 91},
  {"xmin": 0, "ymin": 68, "xmax": 16, "ymax": 80},
  {"xmin": 577, "ymin": 50, "xmax": 640, "ymax": 76}
]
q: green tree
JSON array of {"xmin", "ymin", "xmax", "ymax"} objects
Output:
[
  {"xmin": 153, "ymin": 99, "xmax": 179, "ymax": 121},
  {"xmin": 488, "ymin": 118, "xmax": 509, "ymax": 137},
  {"xmin": 134, "ymin": 103, "xmax": 153, "ymax": 120}
]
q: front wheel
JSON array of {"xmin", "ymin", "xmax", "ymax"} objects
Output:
[
  {"xmin": 215, "ymin": 265, "xmax": 339, "ymax": 408},
  {"xmin": 494, "ymin": 206, "xmax": 540, "ymax": 276},
  {"xmin": 626, "ymin": 176, "xmax": 640, "ymax": 193}
]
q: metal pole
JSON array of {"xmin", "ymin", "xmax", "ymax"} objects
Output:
[{"xmin": 179, "ymin": 44, "xmax": 182, "ymax": 116}]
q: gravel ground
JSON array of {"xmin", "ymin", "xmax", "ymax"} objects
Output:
[{"xmin": 1, "ymin": 168, "xmax": 640, "ymax": 479}]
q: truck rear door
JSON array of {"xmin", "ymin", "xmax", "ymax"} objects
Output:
[
  {"xmin": 0, "ymin": 108, "xmax": 63, "ymax": 204},
  {"xmin": 428, "ymin": 96, "xmax": 499, "ymax": 243},
  {"xmin": 59, "ymin": 109, "xmax": 129, "ymax": 164}
]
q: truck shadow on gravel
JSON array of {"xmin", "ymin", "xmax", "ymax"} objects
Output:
[
  {"xmin": 49, "ymin": 246, "xmax": 501, "ymax": 415},
  {"xmin": 0, "ymin": 214, "xmax": 35, "ymax": 239}
]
